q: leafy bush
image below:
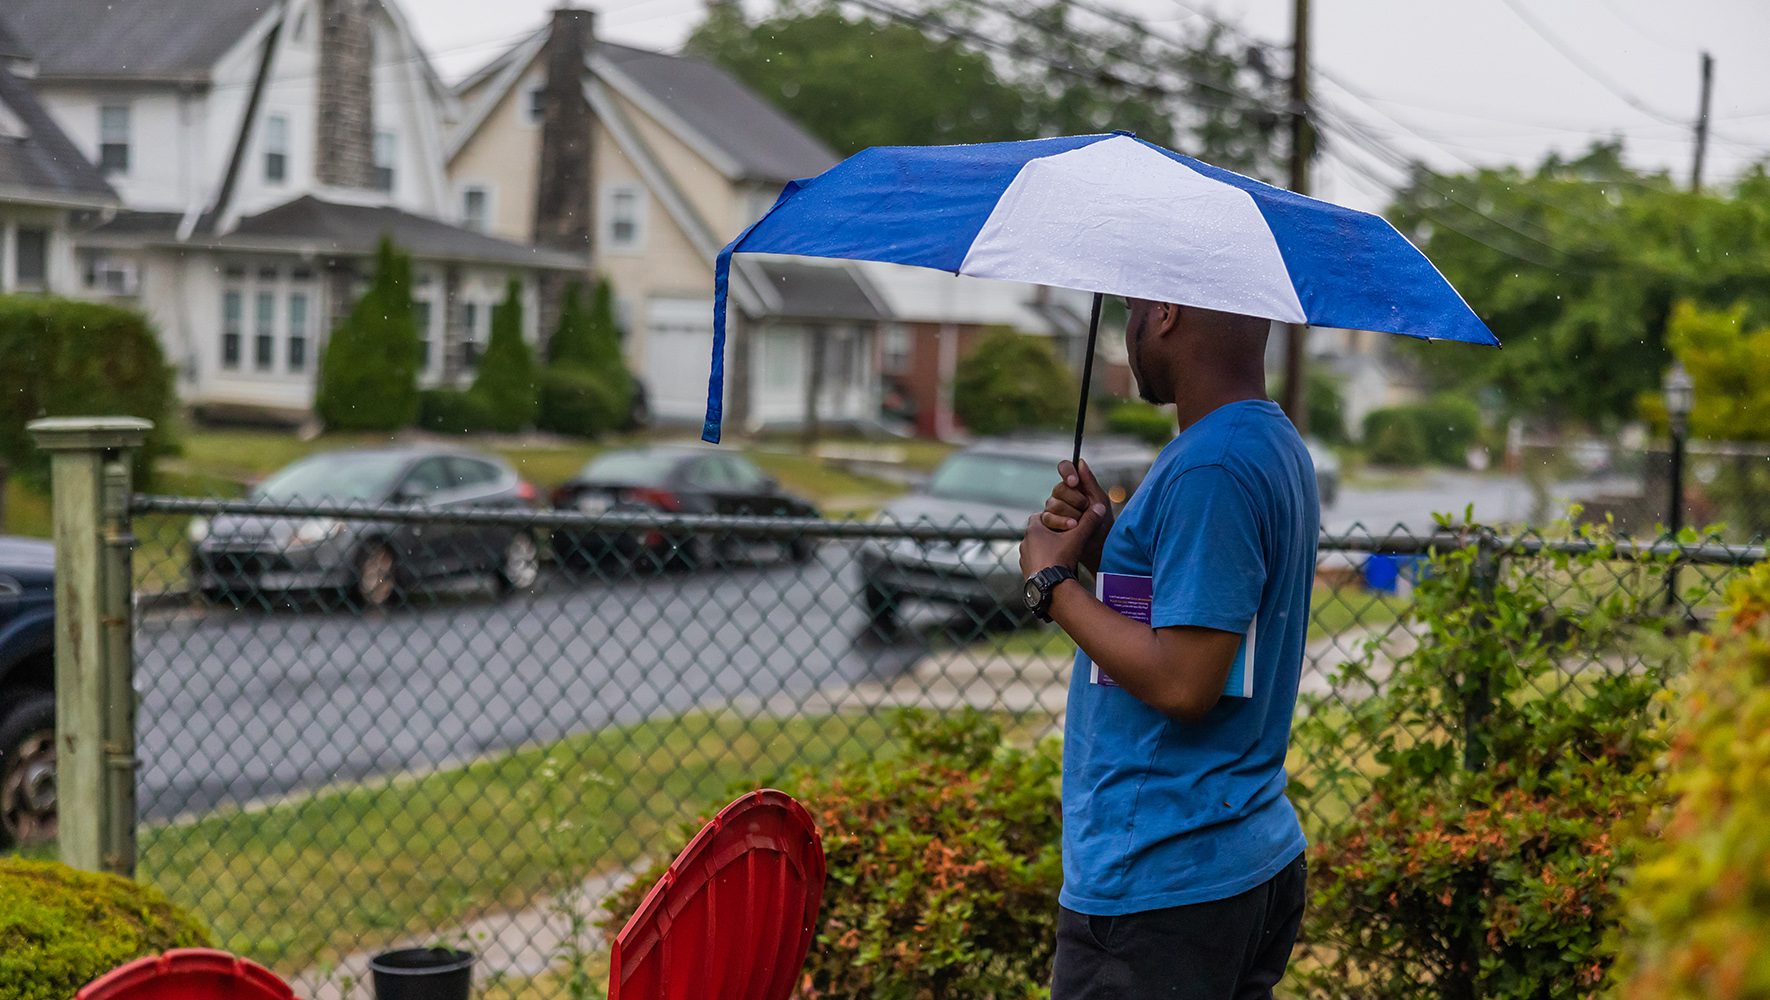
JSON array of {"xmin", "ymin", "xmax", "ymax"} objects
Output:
[
  {"xmin": 536, "ymin": 368, "xmax": 628, "ymax": 439},
  {"xmin": 1610, "ymin": 562, "xmax": 1770, "ymax": 998},
  {"xmin": 0, "ymin": 295, "xmax": 175, "ymax": 486},
  {"xmin": 1362, "ymin": 396, "xmax": 1481, "ymax": 467},
  {"xmin": 0, "ymin": 859, "xmax": 211, "ymax": 1000},
  {"xmin": 953, "ymin": 326, "xmax": 1076, "ymax": 436},
  {"xmin": 1293, "ymin": 523, "xmax": 1681, "ymax": 1000},
  {"xmin": 1105, "ymin": 400, "xmax": 1173, "ymax": 446},
  {"xmin": 602, "ymin": 710, "xmax": 1063, "ymax": 998},
  {"xmin": 471, "ymin": 278, "xmax": 538, "ymax": 433},
  {"xmin": 315, "ymin": 238, "xmax": 421, "ymax": 431},
  {"xmin": 418, "ymin": 388, "xmax": 497, "ymax": 434}
]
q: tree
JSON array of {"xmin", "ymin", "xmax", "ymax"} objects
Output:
[
  {"xmin": 539, "ymin": 279, "xmax": 634, "ymax": 438},
  {"xmin": 471, "ymin": 278, "xmax": 538, "ymax": 433},
  {"xmin": 686, "ymin": 0, "xmax": 1288, "ymax": 178},
  {"xmin": 315, "ymin": 238, "xmax": 421, "ymax": 431},
  {"xmin": 1387, "ymin": 145, "xmax": 1770, "ymax": 426},
  {"xmin": 952, "ymin": 327, "xmax": 1076, "ymax": 436},
  {"xmin": 1655, "ymin": 301, "xmax": 1770, "ymax": 442}
]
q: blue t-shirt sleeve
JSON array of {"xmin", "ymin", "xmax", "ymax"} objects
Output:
[{"xmin": 1148, "ymin": 465, "xmax": 1266, "ymax": 634}]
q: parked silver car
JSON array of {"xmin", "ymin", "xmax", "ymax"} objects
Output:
[
  {"xmin": 188, "ymin": 447, "xmax": 540, "ymax": 608},
  {"xmin": 856, "ymin": 436, "xmax": 1156, "ymax": 634}
]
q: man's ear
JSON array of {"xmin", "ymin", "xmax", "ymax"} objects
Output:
[{"xmin": 1153, "ymin": 302, "xmax": 1185, "ymax": 339}]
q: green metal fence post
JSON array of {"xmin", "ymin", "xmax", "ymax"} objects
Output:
[
  {"xmin": 1462, "ymin": 531, "xmax": 1501, "ymax": 773},
  {"xmin": 29, "ymin": 417, "xmax": 150, "ymax": 876}
]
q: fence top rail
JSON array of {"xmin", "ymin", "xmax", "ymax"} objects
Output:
[{"xmin": 129, "ymin": 494, "xmax": 1767, "ymax": 565}]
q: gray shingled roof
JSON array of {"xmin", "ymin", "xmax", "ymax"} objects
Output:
[
  {"xmin": 0, "ymin": 16, "xmax": 30, "ymax": 65},
  {"xmin": 598, "ymin": 42, "xmax": 837, "ymax": 184},
  {"xmin": 0, "ymin": 63, "xmax": 115, "ymax": 203},
  {"xmin": 755, "ymin": 259, "xmax": 887, "ymax": 322},
  {"xmin": 5, "ymin": 0, "xmax": 275, "ymax": 81},
  {"xmin": 209, "ymin": 195, "xmax": 582, "ymax": 269}
]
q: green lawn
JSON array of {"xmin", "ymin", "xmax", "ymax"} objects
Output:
[{"xmin": 138, "ymin": 710, "xmax": 903, "ymax": 976}]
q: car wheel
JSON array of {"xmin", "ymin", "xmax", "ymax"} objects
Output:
[
  {"xmin": 669, "ymin": 534, "xmax": 708, "ymax": 572},
  {"xmin": 497, "ymin": 532, "xmax": 541, "ymax": 594},
  {"xmin": 787, "ymin": 538, "xmax": 817, "ymax": 564},
  {"xmin": 0, "ymin": 691, "xmax": 57, "ymax": 850},
  {"xmin": 354, "ymin": 542, "xmax": 399, "ymax": 610},
  {"xmin": 861, "ymin": 582, "xmax": 900, "ymax": 640}
]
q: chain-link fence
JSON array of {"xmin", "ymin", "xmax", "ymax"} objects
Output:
[{"xmin": 26, "ymin": 470, "xmax": 1764, "ymax": 997}]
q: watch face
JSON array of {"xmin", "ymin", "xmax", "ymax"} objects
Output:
[{"xmin": 1023, "ymin": 578, "xmax": 1042, "ymax": 610}]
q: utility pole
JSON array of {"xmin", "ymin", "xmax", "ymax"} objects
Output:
[
  {"xmin": 1690, "ymin": 51, "xmax": 1713, "ymax": 192},
  {"xmin": 1279, "ymin": 0, "xmax": 1312, "ymax": 434}
]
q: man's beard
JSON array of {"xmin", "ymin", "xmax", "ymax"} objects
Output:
[{"xmin": 1130, "ymin": 314, "xmax": 1161, "ymax": 404}]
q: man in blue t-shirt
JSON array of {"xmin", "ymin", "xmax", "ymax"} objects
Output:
[{"xmin": 1019, "ymin": 298, "xmax": 1318, "ymax": 999}]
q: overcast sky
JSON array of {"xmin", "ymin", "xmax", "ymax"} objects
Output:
[{"xmin": 408, "ymin": 0, "xmax": 1770, "ymax": 211}]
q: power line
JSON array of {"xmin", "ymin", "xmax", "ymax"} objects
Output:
[{"xmin": 1498, "ymin": 0, "xmax": 1686, "ymax": 126}]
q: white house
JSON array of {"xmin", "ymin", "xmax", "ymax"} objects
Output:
[
  {"xmin": 9, "ymin": 0, "xmax": 580, "ymax": 420},
  {"xmin": 0, "ymin": 15, "xmax": 115, "ymax": 296}
]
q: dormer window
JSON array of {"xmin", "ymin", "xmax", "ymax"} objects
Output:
[
  {"xmin": 99, "ymin": 105, "xmax": 130, "ymax": 175},
  {"xmin": 373, "ymin": 131, "xmax": 395, "ymax": 193},
  {"xmin": 526, "ymin": 86, "xmax": 546, "ymax": 126}
]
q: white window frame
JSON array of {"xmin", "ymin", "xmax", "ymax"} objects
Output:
[
  {"xmin": 460, "ymin": 184, "xmax": 492, "ymax": 232},
  {"xmin": 98, "ymin": 104, "xmax": 130, "ymax": 176},
  {"xmin": 373, "ymin": 131, "xmax": 396, "ymax": 193},
  {"xmin": 603, "ymin": 183, "xmax": 647, "ymax": 255},
  {"xmin": 264, "ymin": 114, "xmax": 289, "ymax": 185}
]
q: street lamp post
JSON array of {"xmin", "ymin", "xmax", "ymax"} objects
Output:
[{"xmin": 1663, "ymin": 362, "xmax": 1694, "ymax": 613}]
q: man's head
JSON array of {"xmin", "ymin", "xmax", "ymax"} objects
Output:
[{"xmin": 1123, "ymin": 299, "xmax": 1272, "ymax": 406}]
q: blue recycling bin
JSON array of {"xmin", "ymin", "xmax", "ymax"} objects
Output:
[{"xmin": 1363, "ymin": 554, "xmax": 1426, "ymax": 594}]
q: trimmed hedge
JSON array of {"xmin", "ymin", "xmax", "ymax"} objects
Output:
[
  {"xmin": 536, "ymin": 367, "xmax": 629, "ymax": 439},
  {"xmin": 314, "ymin": 238, "xmax": 421, "ymax": 431},
  {"xmin": 603, "ymin": 711, "xmax": 1062, "ymax": 997},
  {"xmin": 1105, "ymin": 400, "xmax": 1174, "ymax": 446},
  {"xmin": 1610, "ymin": 562, "xmax": 1770, "ymax": 998},
  {"xmin": 1363, "ymin": 395, "xmax": 1481, "ymax": 467},
  {"xmin": 0, "ymin": 295, "xmax": 175, "ymax": 486},
  {"xmin": 0, "ymin": 859, "xmax": 211, "ymax": 1000},
  {"xmin": 418, "ymin": 388, "xmax": 497, "ymax": 434},
  {"xmin": 952, "ymin": 326, "xmax": 1076, "ymax": 436}
]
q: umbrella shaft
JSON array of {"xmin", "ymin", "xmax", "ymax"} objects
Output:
[{"xmin": 1072, "ymin": 292, "xmax": 1105, "ymax": 466}]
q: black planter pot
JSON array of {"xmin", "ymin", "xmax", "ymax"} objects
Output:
[{"xmin": 368, "ymin": 948, "xmax": 475, "ymax": 1000}]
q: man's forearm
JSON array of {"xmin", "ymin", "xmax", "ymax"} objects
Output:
[{"xmin": 1047, "ymin": 580, "xmax": 1228, "ymax": 722}]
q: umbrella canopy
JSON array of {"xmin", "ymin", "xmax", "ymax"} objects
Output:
[{"xmin": 702, "ymin": 131, "xmax": 1498, "ymax": 444}]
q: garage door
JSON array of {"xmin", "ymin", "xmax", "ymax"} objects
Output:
[{"xmin": 644, "ymin": 298, "xmax": 719, "ymax": 422}]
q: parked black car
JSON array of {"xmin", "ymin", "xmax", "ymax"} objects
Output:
[
  {"xmin": 188, "ymin": 447, "xmax": 541, "ymax": 608},
  {"xmin": 0, "ymin": 536, "xmax": 56, "ymax": 849},
  {"xmin": 550, "ymin": 446, "xmax": 819, "ymax": 570}
]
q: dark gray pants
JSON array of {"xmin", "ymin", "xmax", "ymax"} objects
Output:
[{"xmin": 1051, "ymin": 853, "xmax": 1307, "ymax": 1000}]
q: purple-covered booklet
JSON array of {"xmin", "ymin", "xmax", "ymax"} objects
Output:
[{"xmin": 1091, "ymin": 572, "xmax": 1255, "ymax": 698}]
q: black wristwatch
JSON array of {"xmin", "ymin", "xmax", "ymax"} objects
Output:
[{"xmin": 1023, "ymin": 566, "xmax": 1078, "ymax": 623}]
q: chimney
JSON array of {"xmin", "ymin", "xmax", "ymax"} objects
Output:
[
  {"xmin": 316, "ymin": 0, "xmax": 376, "ymax": 189},
  {"xmin": 534, "ymin": 6, "xmax": 595, "ymax": 254}
]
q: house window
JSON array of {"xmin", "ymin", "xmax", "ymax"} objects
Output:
[
  {"xmin": 265, "ymin": 114, "xmax": 289, "ymax": 184},
  {"xmin": 99, "ymin": 105, "xmax": 130, "ymax": 175},
  {"xmin": 373, "ymin": 131, "xmax": 396, "ymax": 193},
  {"xmin": 462, "ymin": 186, "xmax": 489, "ymax": 232},
  {"xmin": 14, "ymin": 228, "xmax": 48, "ymax": 290},
  {"xmin": 882, "ymin": 326, "xmax": 911, "ymax": 375},
  {"xmin": 222, "ymin": 290, "xmax": 243, "ymax": 369},
  {"xmin": 82, "ymin": 252, "xmax": 138, "ymax": 295},
  {"xmin": 415, "ymin": 300, "xmax": 433, "ymax": 370},
  {"xmin": 526, "ymin": 86, "xmax": 545, "ymax": 125},
  {"xmin": 254, "ymin": 291, "xmax": 276, "ymax": 370},
  {"xmin": 462, "ymin": 301, "xmax": 482, "ymax": 368},
  {"xmin": 288, "ymin": 291, "xmax": 309, "ymax": 372},
  {"xmin": 605, "ymin": 185, "xmax": 645, "ymax": 252}
]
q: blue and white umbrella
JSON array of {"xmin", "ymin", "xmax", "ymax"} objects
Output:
[{"xmin": 702, "ymin": 132, "xmax": 1498, "ymax": 447}]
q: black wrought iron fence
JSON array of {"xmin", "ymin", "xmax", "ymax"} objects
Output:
[{"xmin": 99, "ymin": 495, "xmax": 1761, "ymax": 997}]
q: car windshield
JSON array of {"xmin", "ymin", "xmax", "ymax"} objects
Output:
[
  {"xmin": 580, "ymin": 451, "xmax": 682, "ymax": 485},
  {"xmin": 926, "ymin": 453, "xmax": 1056, "ymax": 509},
  {"xmin": 252, "ymin": 453, "xmax": 407, "ymax": 503}
]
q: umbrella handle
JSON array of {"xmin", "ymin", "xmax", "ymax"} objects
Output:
[{"xmin": 1072, "ymin": 292, "xmax": 1105, "ymax": 466}]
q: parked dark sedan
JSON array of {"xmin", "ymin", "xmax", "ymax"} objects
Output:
[
  {"xmin": 188, "ymin": 447, "xmax": 541, "ymax": 608},
  {"xmin": 0, "ymin": 535, "xmax": 56, "ymax": 848},
  {"xmin": 550, "ymin": 446, "xmax": 819, "ymax": 570}
]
